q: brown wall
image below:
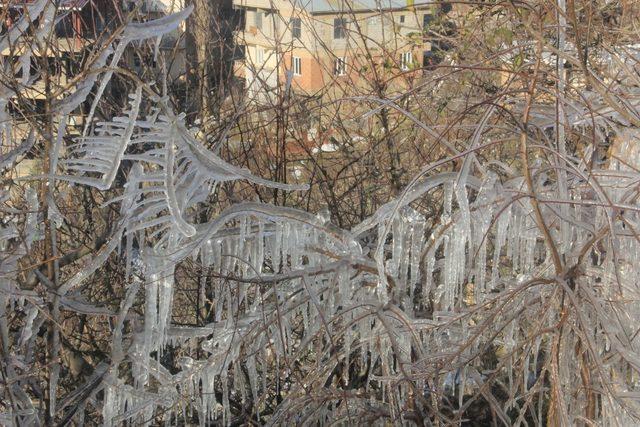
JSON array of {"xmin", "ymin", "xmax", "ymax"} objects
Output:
[{"xmin": 284, "ymin": 52, "xmax": 328, "ymax": 92}]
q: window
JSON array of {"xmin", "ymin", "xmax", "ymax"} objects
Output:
[
  {"xmin": 367, "ymin": 15, "xmax": 382, "ymax": 38},
  {"xmin": 256, "ymin": 47, "xmax": 264, "ymax": 64},
  {"xmin": 423, "ymin": 13, "xmax": 433, "ymax": 29},
  {"xmin": 334, "ymin": 57, "xmax": 346, "ymax": 76},
  {"xmin": 292, "ymin": 56, "xmax": 302, "ymax": 75},
  {"xmin": 133, "ymin": 54, "xmax": 141, "ymax": 69},
  {"xmin": 399, "ymin": 15, "xmax": 405, "ymax": 24},
  {"xmin": 45, "ymin": 57, "xmax": 63, "ymax": 75},
  {"xmin": 334, "ymin": 18, "xmax": 347, "ymax": 39},
  {"xmin": 400, "ymin": 51, "xmax": 412, "ymax": 71},
  {"xmin": 423, "ymin": 50, "xmax": 441, "ymax": 69},
  {"xmin": 233, "ymin": 45, "xmax": 246, "ymax": 61},
  {"xmin": 440, "ymin": 2, "xmax": 452, "ymax": 13},
  {"xmin": 291, "ymin": 17, "xmax": 301, "ymax": 39},
  {"xmin": 255, "ymin": 10, "xmax": 263, "ymax": 30},
  {"xmin": 55, "ymin": 18, "xmax": 74, "ymax": 38},
  {"xmin": 61, "ymin": 53, "xmax": 77, "ymax": 77}
]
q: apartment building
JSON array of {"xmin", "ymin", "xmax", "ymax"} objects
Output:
[
  {"xmin": 0, "ymin": 0, "xmax": 119, "ymax": 141},
  {"xmin": 232, "ymin": 0, "xmax": 453, "ymax": 96},
  {"xmin": 0, "ymin": 0, "xmax": 191, "ymax": 181},
  {"xmin": 124, "ymin": 0, "xmax": 189, "ymax": 81},
  {"xmin": 0, "ymin": 0, "xmax": 191, "ymax": 130}
]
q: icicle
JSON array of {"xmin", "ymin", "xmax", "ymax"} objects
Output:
[
  {"xmin": 424, "ymin": 247, "xmax": 436, "ymax": 306},
  {"xmin": 142, "ymin": 258, "xmax": 158, "ymax": 383},
  {"xmin": 409, "ymin": 212, "xmax": 425, "ymax": 287},
  {"xmin": 25, "ymin": 187, "xmax": 39, "ymax": 249},
  {"xmin": 221, "ymin": 370, "xmax": 230, "ymax": 426},
  {"xmin": 255, "ymin": 221, "xmax": 264, "ymax": 275},
  {"xmin": 157, "ymin": 262, "xmax": 175, "ymax": 348},
  {"xmin": 388, "ymin": 212, "xmax": 404, "ymax": 280},
  {"xmin": 491, "ymin": 204, "xmax": 511, "ymax": 290},
  {"xmin": 18, "ymin": 306, "xmax": 38, "ymax": 347},
  {"xmin": 247, "ymin": 355, "xmax": 259, "ymax": 411}
]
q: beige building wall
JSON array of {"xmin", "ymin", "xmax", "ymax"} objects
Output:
[{"xmin": 234, "ymin": 0, "xmax": 439, "ymax": 95}]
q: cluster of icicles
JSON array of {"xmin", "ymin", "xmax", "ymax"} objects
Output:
[
  {"xmin": 63, "ymin": 108, "xmax": 640, "ymax": 424},
  {"xmin": 1, "ymin": 5, "xmax": 640, "ymax": 426},
  {"xmin": 86, "ymin": 136, "xmax": 640, "ymax": 424}
]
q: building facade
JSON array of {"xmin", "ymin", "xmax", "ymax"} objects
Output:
[
  {"xmin": 0, "ymin": 0, "xmax": 190, "ymax": 179},
  {"xmin": 232, "ymin": 0, "xmax": 452, "ymax": 97}
]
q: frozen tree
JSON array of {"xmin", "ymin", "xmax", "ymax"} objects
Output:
[{"xmin": 1, "ymin": 0, "xmax": 640, "ymax": 425}]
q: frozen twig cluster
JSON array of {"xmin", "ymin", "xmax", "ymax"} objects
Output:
[{"xmin": 1, "ymin": 1, "xmax": 640, "ymax": 425}]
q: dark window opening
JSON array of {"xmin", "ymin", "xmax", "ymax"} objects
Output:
[
  {"xmin": 423, "ymin": 50, "xmax": 442, "ymax": 70},
  {"xmin": 233, "ymin": 44, "xmax": 246, "ymax": 60},
  {"xmin": 334, "ymin": 18, "xmax": 347, "ymax": 39},
  {"xmin": 440, "ymin": 2, "xmax": 452, "ymax": 13},
  {"xmin": 291, "ymin": 17, "xmax": 301, "ymax": 39},
  {"xmin": 423, "ymin": 13, "xmax": 433, "ymax": 29}
]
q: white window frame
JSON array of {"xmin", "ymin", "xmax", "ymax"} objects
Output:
[
  {"xmin": 292, "ymin": 56, "xmax": 302, "ymax": 75},
  {"xmin": 256, "ymin": 47, "xmax": 264, "ymax": 65},
  {"xmin": 334, "ymin": 57, "xmax": 346, "ymax": 76},
  {"xmin": 400, "ymin": 51, "xmax": 412, "ymax": 71}
]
